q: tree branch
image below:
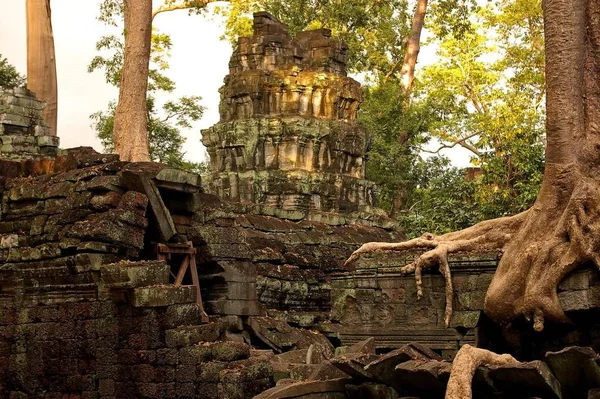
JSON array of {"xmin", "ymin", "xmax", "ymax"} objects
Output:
[
  {"xmin": 422, "ymin": 131, "xmax": 481, "ymax": 157},
  {"xmin": 152, "ymin": 0, "xmax": 218, "ymax": 20},
  {"xmin": 383, "ymin": 57, "xmax": 403, "ymax": 84}
]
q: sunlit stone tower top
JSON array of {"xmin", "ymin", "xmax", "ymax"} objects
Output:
[{"xmin": 201, "ymin": 12, "xmax": 378, "ymax": 217}]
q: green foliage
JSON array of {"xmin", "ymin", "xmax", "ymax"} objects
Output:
[
  {"xmin": 419, "ymin": 0, "xmax": 545, "ymax": 219},
  {"xmin": 218, "ymin": 0, "xmax": 411, "ymax": 77},
  {"xmin": 90, "ymin": 1, "xmax": 207, "ymax": 172},
  {"xmin": 360, "ymin": 79, "xmax": 430, "ymax": 213},
  {"xmin": 397, "ymin": 157, "xmax": 480, "ymax": 238},
  {"xmin": 90, "ymin": 96, "xmax": 205, "ymax": 170},
  {"xmin": 0, "ymin": 54, "xmax": 25, "ymax": 90},
  {"xmin": 361, "ymin": 0, "xmax": 545, "ymax": 235}
]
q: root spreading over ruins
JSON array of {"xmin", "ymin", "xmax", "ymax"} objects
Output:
[{"xmin": 2, "ymin": 5, "xmax": 600, "ymax": 399}]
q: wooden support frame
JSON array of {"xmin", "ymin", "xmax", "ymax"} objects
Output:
[{"xmin": 157, "ymin": 241, "xmax": 209, "ymax": 323}]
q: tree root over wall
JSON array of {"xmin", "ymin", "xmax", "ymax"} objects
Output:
[
  {"xmin": 344, "ymin": 169, "xmax": 600, "ymax": 398},
  {"xmin": 347, "ymin": 0, "xmax": 600, "ymax": 396}
]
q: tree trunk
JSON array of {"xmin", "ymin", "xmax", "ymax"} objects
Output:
[
  {"xmin": 26, "ymin": 0, "xmax": 58, "ymax": 136},
  {"xmin": 483, "ymin": 0, "xmax": 598, "ymax": 330},
  {"xmin": 399, "ymin": 0, "xmax": 428, "ymax": 92},
  {"xmin": 112, "ymin": 0, "xmax": 152, "ymax": 162},
  {"xmin": 347, "ymin": 0, "xmax": 600, "ymax": 332},
  {"xmin": 345, "ymin": 0, "xmax": 600, "ymax": 395}
]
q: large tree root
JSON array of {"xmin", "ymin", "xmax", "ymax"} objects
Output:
[
  {"xmin": 345, "ymin": 211, "xmax": 528, "ymax": 327},
  {"xmin": 445, "ymin": 344, "xmax": 519, "ymax": 399},
  {"xmin": 345, "ymin": 167, "xmax": 600, "ymax": 332},
  {"xmin": 485, "ymin": 176, "xmax": 600, "ymax": 331}
]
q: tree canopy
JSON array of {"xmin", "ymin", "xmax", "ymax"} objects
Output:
[{"xmin": 0, "ymin": 55, "xmax": 25, "ymax": 90}]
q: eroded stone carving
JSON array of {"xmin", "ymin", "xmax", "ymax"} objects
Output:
[
  {"xmin": 0, "ymin": 88, "xmax": 59, "ymax": 160},
  {"xmin": 202, "ymin": 12, "xmax": 377, "ymax": 216}
]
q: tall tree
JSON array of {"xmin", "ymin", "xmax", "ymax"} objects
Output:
[
  {"xmin": 102, "ymin": 0, "xmax": 219, "ymax": 162},
  {"xmin": 112, "ymin": 0, "xmax": 153, "ymax": 162},
  {"xmin": 26, "ymin": 0, "xmax": 57, "ymax": 136},
  {"xmin": 348, "ymin": 0, "xmax": 600, "ymax": 392},
  {"xmin": 398, "ymin": 0, "xmax": 428, "ymax": 92},
  {"xmin": 347, "ymin": 0, "xmax": 600, "ymax": 354}
]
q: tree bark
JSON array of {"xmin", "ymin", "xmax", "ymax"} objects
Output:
[
  {"xmin": 483, "ymin": 0, "xmax": 597, "ymax": 329},
  {"xmin": 26, "ymin": 0, "xmax": 58, "ymax": 136},
  {"xmin": 399, "ymin": 0, "xmax": 428, "ymax": 92},
  {"xmin": 346, "ymin": 0, "xmax": 600, "ymax": 395},
  {"xmin": 347, "ymin": 0, "xmax": 600, "ymax": 332},
  {"xmin": 112, "ymin": 0, "xmax": 152, "ymax": 162}
]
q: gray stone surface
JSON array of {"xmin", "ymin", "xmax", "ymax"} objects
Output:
[
  {"xmin": 0, "ymin": 88, "xmax": 59, "ymax": 160},
  {"xmin": 201, "ymin": 12, "xmax": 387, "ymax": 222}
]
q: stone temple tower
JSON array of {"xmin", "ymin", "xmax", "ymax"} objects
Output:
[{"xmin": 201, "ymin": 12, "xmax": 378, "ymax": 218}]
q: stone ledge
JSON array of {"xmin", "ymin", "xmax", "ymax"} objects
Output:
[
  {"xmin": 132, "ymin": 285, "xmax": 196, "ymax": 307},
  {"xmin": 164, "ymin": 324, "xmax": 220, "ymax": 348}
]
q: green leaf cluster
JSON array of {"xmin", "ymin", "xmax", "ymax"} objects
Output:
[
  {"xmin": 419, "ymin": 0, "xmax": 545, "ymax": 220},
  {"xmin": 397, "ymin": 156, "xmax": 480, "ymax": 238},
  {"xmin": 218, "ymin": 0, "xmax": 411, "ymax": 77},
  {"xmin": 0, "ymin": 54, "xmax": 26, "ymax": 90}
]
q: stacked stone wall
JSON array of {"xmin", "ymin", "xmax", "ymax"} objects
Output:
[
  {"xmin": 162, "ymin": 183, "xmax": 399, "ymax": 330},
  {"xmin": 0, "ymin": 88, "xmax": 59, "ymax": 161},
  {"xmin": 0, "ymin": 152, "xmax": 274, "ymax": 398}
]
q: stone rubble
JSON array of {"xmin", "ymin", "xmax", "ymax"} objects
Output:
[{"xmin": 256, "ymin": 338, "xmax": 600, "ymax": 399}]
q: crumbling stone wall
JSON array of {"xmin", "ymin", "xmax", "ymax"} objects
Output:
[
  {"xmin": 174, "ymin": 199, "xmax": 398, "ymax": 327},
  {"xmin": 0, "ymin": 151, "xmax": 273, "ymax": 399},
  {"xmin": 331, "ymin": 248, "xmax": 600, "ymax": 360},
  {"xmin": 0, "ymin": 148, "xmax": 400, "ymax": 398},
  {"xmin": 0, "ymin": 88, "xmax": 59, "ymax": 160}
]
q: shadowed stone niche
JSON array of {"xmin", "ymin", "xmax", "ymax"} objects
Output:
[
  {"xmin": 201, "ymin": 12, "xmax": 377, "ymax": 219},
  {"xmin": 0, "ymin": 88, "xmax": 59, "ymax": 160}
]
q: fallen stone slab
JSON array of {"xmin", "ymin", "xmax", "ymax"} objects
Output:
[
  {"xmin": 275, "ymin": 349, "xmax": 309, "ymax": 364},
  {"xmin": 394, "ymin": 359, "xmax": 452, "ymax": 397},
  {"xmin": 248, "ymin": 316, "xmax": 334, "ymax": 357},
  {"xmin": 290, "ymin": 364, "xmax": 320, "ymax": 381},
  {"xmin": 330, "ymin": 356, "xmax": 377, "ymax": 381},
  {"xmin": 345, "ymin": 382, "xmax": 400, "ymax": 399},
  {"xmin": 253, "ymin": 378, "xmax": 350, "ymax": 399},
  {"xmin": 545, "ymin": 346, "xmax": 600, "ymax": 398},
  {"xmin": 120, "ymin": 167, "xmax": 177, "ymax": 242},
  {"xmin": 346, "ymin": 337, "xmax": 376, "ymax": 355},
  {"xmin": 488, "ymin": 360, "xmax": 562, "ymax": 399},
  {"xmin": 306, "ymin": 343, "xmax": 330, "ymax": 365},
  {"xmin": 365, "ymin": 342, "xmax": 443, "ymax": 389},
  {"xmin": 308, "ymin": 360, "xmax": 350, "ymax": 381},
  {"xmin": 154, "ymin": 167, "xmax": 202, "ymax": 192}
]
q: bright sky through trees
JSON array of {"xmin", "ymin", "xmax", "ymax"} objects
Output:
[{"xmin": 0, "ymin": 0, "xmax": 232, "ymax": 164}]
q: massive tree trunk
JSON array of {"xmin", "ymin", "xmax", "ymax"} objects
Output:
[
  {"xmin": 399, "ymin": 0, "xmax": 428, "ymax": 92},
  {"xmin": 346, "ymin": 0, "xmax": 600, "ymax": 395},
  {"xmin": 347, "ymin": 0, "xmax": 600, "ymax": 335},
  {"xmin": 112, "ymin": 0, "xmax": 152, "ymax": 162},
  {"xmin": 26, "ymin": 0, "xmax": 58, "ymax": 136}
]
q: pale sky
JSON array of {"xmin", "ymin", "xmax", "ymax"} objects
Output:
[
  {"xmin": 0, "ymin": 0, "xmax": 232, "ymax": 163},
  {"xmin": 0, "ymin": 1, "xmax": 473, "ymax": 167}
]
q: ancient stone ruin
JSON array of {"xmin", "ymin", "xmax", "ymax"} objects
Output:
[
  {"xmin": 0, "ymin": 87, "xmax": 59, "ymax": 160},
  {"xmin": 2, "ymin": 11, "xmax": 600, "ymax": 399},
  {"xmin": 201, "ymin": 12, "xmax": 377, "ymax": 219}
]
